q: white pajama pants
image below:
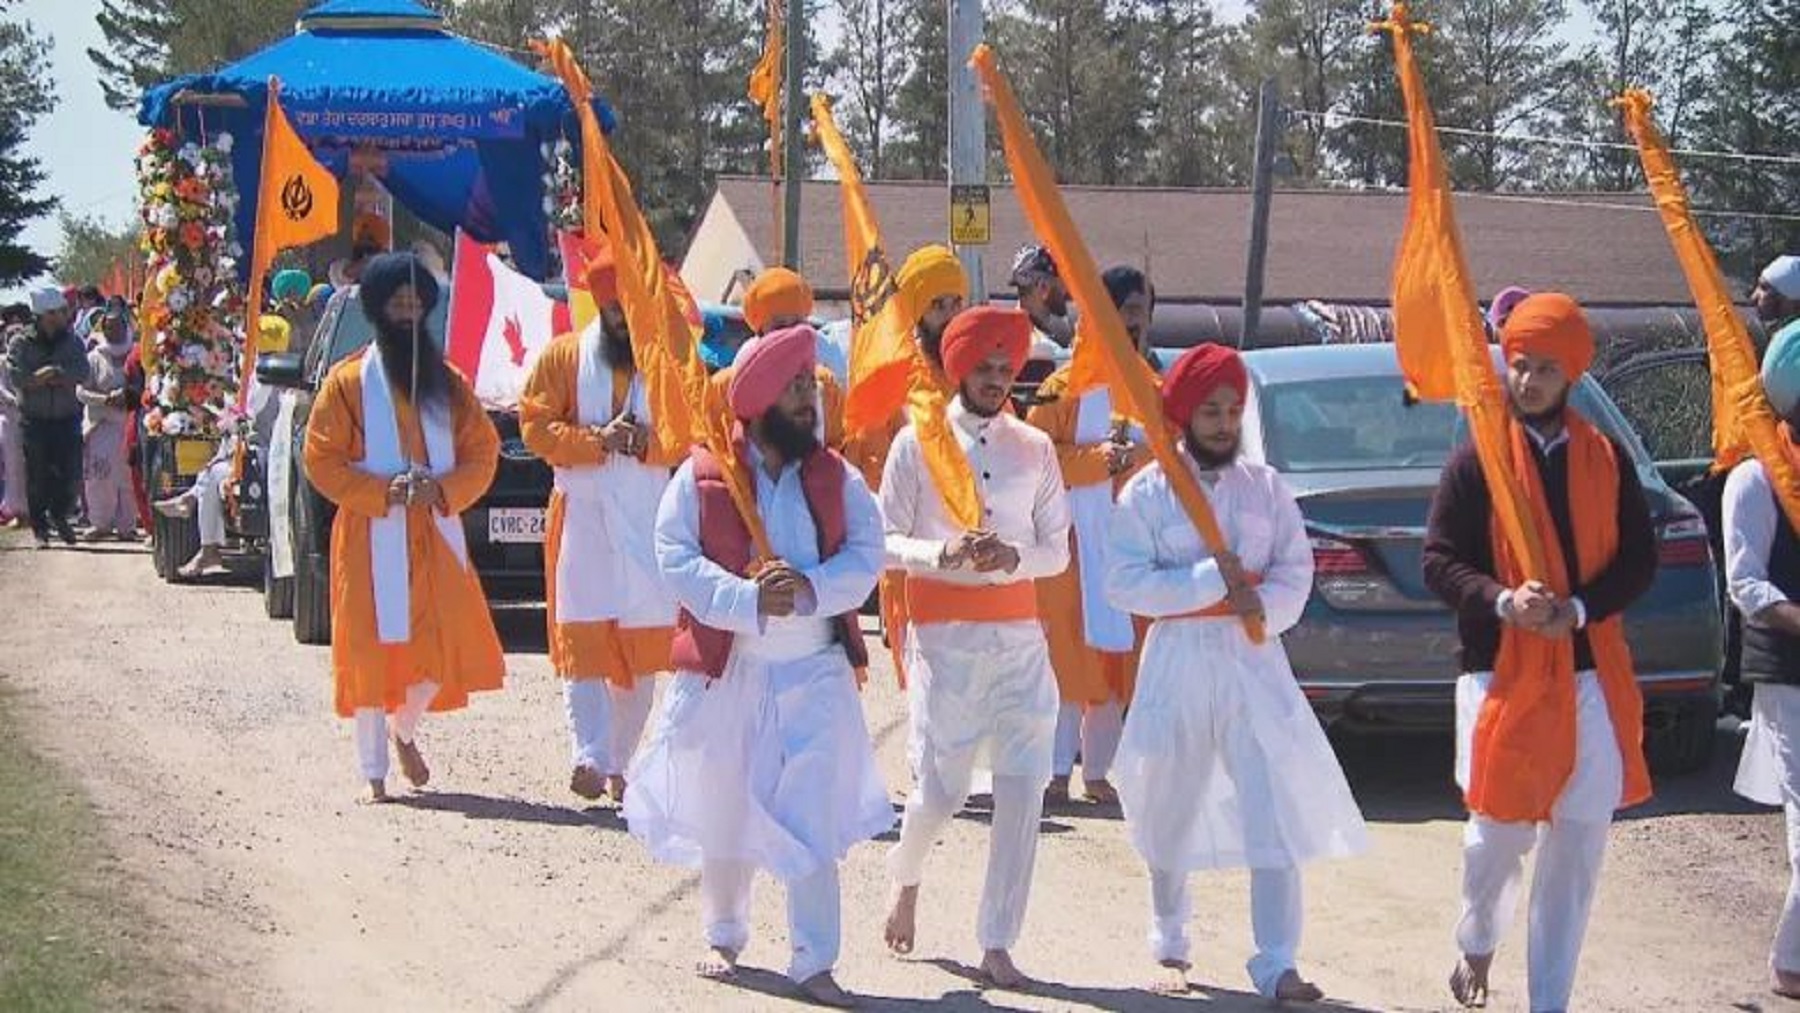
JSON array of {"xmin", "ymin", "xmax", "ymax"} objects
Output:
[
  {"xmin": 887, "ymin": 757, "xmax": 1045, "ymax": 952},
  {"xmin": 702, "ymin": 857, "xmax": 841, "ymax": 983},
  {"xmin": 195, "ymin": 460, "xmax": 228, "ymax": 547},
  {"xmin": 353, "ymin": 681, "xmax": 439, "ymax": 781},
  {"xmin": 1053, "ymin": 700, "xmax": 1124, "ymax": 780},
  {"xmin": 0, "ymin": 408, "xmax": 27, "ymax": 517},
  {"xmin": 1734, "ymin": 682, "xmax": 1800, "ymax": 973},
  {"xmin": 1150, "ymin": 865, "xmax": 1303, "ymax": 997},
  {"xmin": 82, "ymin": 420, "xmax": 134, "ymax": 534},
  {"xmin": 563, "ymin": 677, "xmax": 655, "ymax": 775}
]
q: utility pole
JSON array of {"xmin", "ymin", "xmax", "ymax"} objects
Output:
[
  {"xmin": 781, "ymin": 0, "xmax": 806, "ymax": 269},
  {"xmin": 1241, "ymin": 78, "xmax": 1281, "ymax": 348},
  {"xmin": 947, "ymin": 0, "xmax": 987, "ymax": 303}
]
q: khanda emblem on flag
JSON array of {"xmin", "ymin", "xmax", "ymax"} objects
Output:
[
  {"xmin": 850, "ymin": 245, "xmax": 898, "ymax": 329},
  {"xmin": 280, "ymin": 173, "xmax": 315, "ymax": 223}
]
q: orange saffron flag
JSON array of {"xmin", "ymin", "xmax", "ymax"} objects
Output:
[
  {"xmin": 748, "ymin": 0, "xmax": 785, "ymax": 177},
  {"xmin": 811, "ymin": 94, "xmax": 982, "ymax": 529},
  {"xmin": 1615, "ymin": 89, "xmax": 1786, "ymax": 492},
  {"xmin": 972, "ymin": 44, "xmax": 1261, "ymax": 643},
  {"xmin": 539, "ymin": 39, "xmax": 771, "ymax": 557},
  {"xmin": 1381, "ymin": 6, "xmax": 1545, "ymax": 579},
  {"xmin": 240, "ymin": 76, "xmax": 338, "ymax": 407}
]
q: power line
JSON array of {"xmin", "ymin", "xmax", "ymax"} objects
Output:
[
  {"xmin": 1290, "ymin": 108, "xmax": 1800, "ymax": 170},
  {"xmin": 1461, "ymin": 191, "xmax": 1800, "ymax": 224}
]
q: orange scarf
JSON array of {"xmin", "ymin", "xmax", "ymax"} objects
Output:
[{"xmin": 1469, "ymin": 414, "xmax": 1652, "ymax": 822}]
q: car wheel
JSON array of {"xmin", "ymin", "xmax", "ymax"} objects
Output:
[
  {"xmin": 152, "ymin": 508, "xmax": 199, "ymax": 584},
  {"xmin": 1645, "ymin": 696, "xmax": 1719, "ymax": 777},
  {"xmin": 293, "ymin": 553, "xmax": 331, "ymax": 645},
  {"xmin": 263, "ymin": 550, "xmax": 295, "ymax": 619}
]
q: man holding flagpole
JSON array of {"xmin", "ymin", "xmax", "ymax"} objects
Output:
[
  {"xmin": 1025, "ymin": 265, "xmax": 1156, "ymax": 806},
  {"xmin": 521, "ymin": 246, "xmax": 681, "ymax": 804},
  {"xmin": 303, "ymin": 253, "xmax": 506, "ymax": 802},
  {"xmin": 880, "ymin": 305, "xmax": 1071, "ymax": 990}
]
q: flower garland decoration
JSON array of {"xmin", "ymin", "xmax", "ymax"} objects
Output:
[
  {"xmin": 135, "ymin": 127, "xmax": 246, "ymax": 439},
  {"xmin": 543, "ymin": 137, "xmax": 581, "ymax": 233}
]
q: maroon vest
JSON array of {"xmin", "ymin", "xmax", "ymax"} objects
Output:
[{"xmin": 668, "ymin": 439, "xmax": 870, "ymax": 678}]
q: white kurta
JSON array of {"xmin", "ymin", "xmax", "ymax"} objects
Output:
[
  {"xmin": 880, "ymin": 399, "xmax": 1071, "ymax": 782},
  {"xmin": 625, "ymin": 445, "xmax": 893, "ymax": 884},
  {"xmin": 1105, "ymin": 457, "xmax": 1367, "ymax": 872}
]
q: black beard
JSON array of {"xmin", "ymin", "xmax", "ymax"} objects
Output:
[
  {"xmin": 376, "ymin": 321, "xmax": 449, "ymax": 407},
  {"xmin": 757, "ymin": 403, "xmax": 819, "ymax": 461},
  {"xmin": 601, "ymin": 328, "xmax": 635, "ymax": 371},
  {"xmin": 958, "ymin": 385, "xmax": 1005, "ymax": 419},
  {"xmin": 1185, "ymin": 437, "xmax": 1239, "ymax": 470},
  {"xmin": 917, "ymin": 322, "xmax": 946, "ymax": 370}
]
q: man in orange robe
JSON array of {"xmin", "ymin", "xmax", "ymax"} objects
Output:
[
  {"xmin": 1422, "ymin": 293, "xmax": 1657, "ymax": 1011},
  {"xmin": 1024, "ymin": 266, "xmax": 1156, "ymax": 806},
  {"xmin": 521, "ymin": 250, "xmax": 681, "ymax": 804},
  {"xmin": 840, "ymin": 245, "xmax": 969, "ymax": 681},
  {"xmin": 713, "ymin": 267, "xmax": 846, "ymax": 450},
  {"xmin": 302, "ymin": 253, "xmax": 506, "ymax": 803}
]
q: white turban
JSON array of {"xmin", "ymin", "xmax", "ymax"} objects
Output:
[
  {"xmin": 28, "ymin": 286, "xmax": 66, "ymax": 315},
  {"xmin": 1763, "ymin": 255, "xmax": 1800, "ymax": 301}
]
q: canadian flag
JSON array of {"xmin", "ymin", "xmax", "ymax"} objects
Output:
[{"xmin": 445, "ymin": 230, "xmax": 571, "ymax": 410}]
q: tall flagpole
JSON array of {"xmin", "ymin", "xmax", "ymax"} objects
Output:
[{"xmin": 780, "ymin": 0, "xmax": 806, "ymax": 269}]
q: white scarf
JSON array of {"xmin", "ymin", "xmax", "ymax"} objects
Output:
[
  {"xmin": 1070, "ymin": 387, "xmax": 1137, "ymax": 651},
  {"xmin": 552, "ymin": 323, "xmax": 676, "ymax": 627},
  {"xmin": 360, "ymin": 345, "xmax": 469, "ymax": 644}
]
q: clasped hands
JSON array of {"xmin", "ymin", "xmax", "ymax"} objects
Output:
[
  {"xmin": 384, "ymin": 470, "xmax": 448, "ymax": 512},
  {"xmin": 593, "ymin": 412, "xmax": 649, "ymax": 459},
  {"xmin": 1500, "ymin": 580, "xmax": 1579, "ymax": 637},
  {"xmin": 1102, "ymin": 422, "xmax": 1140, "ymax": 477},
  {"xmin": 755, "ymin": 559, "xmax": 815, "ymax": 619},
  {"xmin": 939, "ymin": 530, "xmax": 1022, "ymax": 575}
]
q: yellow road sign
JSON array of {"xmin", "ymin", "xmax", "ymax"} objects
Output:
[{"xmin": 950, "ymin": 185, "xmax": 991, "ymax": 246}]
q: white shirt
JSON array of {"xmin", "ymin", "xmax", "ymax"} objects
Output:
[
  {"xmin": 655, "ymin": 442, "xmax": 885, "ymax": 658},
  {"xmin": 879, "ymin": 397, "xmax": 1071, "ymax": 586},
  {"xmin": 1725, "ymin": 458, "xmax": 1791, "ymax": 620}
]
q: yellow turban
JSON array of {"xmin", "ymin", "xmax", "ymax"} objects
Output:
[
  {"xmin": 256, "ymin": 314, "xmax": 292, "ymax": 354},
  {"xmin": 742, "ymin": 267, "xmax": 814, "ymax": 334},
  {"xmin": 896, "ymin": 245, "xmax": 968, "ymax": 325}
]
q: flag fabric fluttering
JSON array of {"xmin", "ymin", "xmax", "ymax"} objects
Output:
[
  {"xmin": 748, "ymin": 0, "xmax": 785, "ymax": 178},
  {"xmin": 812, "ymin": 94, "xmax": 982, "ymax": 530},
  {"xmin": 444, "ymin": 229, "xmax": 567, "ymax": 410},
  {"xmin": 240, "ymin": 76, "xmax": 339, "ymax": 408},
  {"xmin": 1615, "ymin": 89, "xmax": 1793, "ymax": 503},
  {"xmin": 971, "ymin": 43, "xmax": 1262, "ymax": 644},
  {"xmin": 539, "ymin": 39, "xmax": 771, "ymax": 558}
]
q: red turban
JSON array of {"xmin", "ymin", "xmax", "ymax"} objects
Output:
[
  {"xmin": 940, "ymin": 306, "xmax": 1031, "ymax": 385},
  {"xmin": 728, "ymin": 324, "xmax": 817, "ymax": 419},
  {"xmin": 742, "ymin": 268, "xmax": 814, "ymax": 334},
  {"xmin": 1500, "ymin": 292, "xmax": 1593, "ymax": 379},
  {"xmin": 584, "ymin": 243, "xmax": 619, "ymax": 308},
  {"xmin": 1162, "ymin": 343, "xmax": 1248, "ymax": 430}
]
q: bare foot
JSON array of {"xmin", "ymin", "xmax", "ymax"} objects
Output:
[
  {"xmin": 1450, "ymin": 953, "xmax": 1492, "ymax": 1008},
  {"xmin": 569, "ymin": 765, "xmax": 606, "ymax": 801},
  {"xmin": 357, "ymin": 779, "xmax": 391, "ymax": 805},
  {"xmin": 979, "ymin": 949, "xmax": 1031, "ymax": 991},
  {"xmin": 1274, "ymin": 969, "xmax": 1324, "ymax": 1003},
  {"xmin": 1774, "ymin": 966, "xmax": 1800, "ymax": 999},
  {"xmin": 1082, "ymin": 778, "xmax": 1120, "ymax": 805},
  {"xmin": 797, "ymin": 971, "xmax": 857, "ymax": 1008},
  {"xmin": 883, "ymin": 884, "xmax": 918, "ymax": 955},
  {"xmin": 696, "ymin": 946, "xmax": 739, "ymax": 980},
  {"xmin": 393, "ymin": 736, "xmax": 430, "ymax": 788},
  {"xmin": 1150, "ymin": 960, "xmax": 1191, "ymax": 995},
  {"xmin": 605, "ymin": 773, "xmax": 628, "ymax": 805},
  {"xmin": 177, "ymin": 545, "xmax": 224, "ymax": 579},
  {"xmin": 1044, "ymin": 776, "xmax": 1071, "ymax": 809}
]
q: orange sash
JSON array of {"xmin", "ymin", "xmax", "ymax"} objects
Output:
[
  {"xmin": 1470, "ymin": 415, "xmax": 1651, "ymax": 822},
  {"xmin": 906, "ymin": 577, "xmax": 1038, "ymax": 625},
  {"xmin": 1168, "ymin": 573, "xmax": 1265, "ymax": 620}
]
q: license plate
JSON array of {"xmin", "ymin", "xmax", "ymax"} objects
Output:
[{"xmin": 487, "ymin": 507, "xmax": 546, "ymax": 544}]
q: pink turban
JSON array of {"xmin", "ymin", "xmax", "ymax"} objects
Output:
[{"xmin": 727, "ymin": 323, "xmax": 817, "ymax": 419}]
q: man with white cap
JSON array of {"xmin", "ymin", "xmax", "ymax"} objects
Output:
[
  {"xmin": 627, "ymin": 324, "xmax": 890, "ymax": 1008},
  {"xmin": 5, "ymin": 287, "xmax": 90, "ymax": 548},
  {"xmin": 1726, "ymin": 322, "xmax": 1800, "ymax": 1001},
  {"xmin": 1755, "ymin": 255, "xmax": 1800, "ymax": 341}
]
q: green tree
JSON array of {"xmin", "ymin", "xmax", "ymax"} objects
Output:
[
  {"xmin": 0, "ymin": 1, "xmax": 55, "ymax": 285},
  {"xmin": 1433, "ymin": 0, "xmax": 1579, "ymax": 190},
  {"xmin": 886, "ymin": 0, "xmax": 949, "ymax": 180},
  {"xmin": 53, "ymin": 214, "xmax": 141, "ymax": 289},
  {"xmin": 1571, "ymin": 0, "xmax": 1716, "ymax": 190},
  {"xmin": 89, "ymin": 0, "xmax": 310, "ymax": 112},
  {"xmin": 1141, "ymin": 0, "xmax": 1253, "ymax": 186},
  {"xmin": 1244, "ymin": 0, "xmax": 1368, "ymax": 183},
  {"xmin": 825, "ymin": 0, "xmax": 911, "ymax": 178}
]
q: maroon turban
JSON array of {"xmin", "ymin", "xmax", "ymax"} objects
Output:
[{"xmin": 1161, "ymin": 343, "xmax": 1248, "ymax": 429}]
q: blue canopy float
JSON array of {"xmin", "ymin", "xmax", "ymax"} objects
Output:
[{"xmin": 137, "ymin": 0, "xmax": 616, "ymax": 281}]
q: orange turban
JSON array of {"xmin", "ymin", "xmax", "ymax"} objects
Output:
[
  {"xmin": 742, "ymin": 267, "xmax": 814, "ymax": 334},
  {"xmin": 584, "ymin": 243, "xmax": 619, "ymax": 308},
  {"xmin": 728, "ymin": 324, "xmax": 817, "ymax": 419},
  {"xmin": 1161, "ymin": 343, "xmax": 1248, "ymax": 430},
  {"xmin": 1500, "ymin": 292, "xmax": 1593, "ymax": 379},
  {"xmin": 895, "ymin": 245, "xmax": 968, "ymax": 325},
  {"xmin": 940, "ymin": 306, "xmax": 1031, "ymax": 385}
]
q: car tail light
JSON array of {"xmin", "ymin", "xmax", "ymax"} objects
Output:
[
  {"xmin": 1657, "ymin": 515, "xmax": 1711, "ymax": 568},
  {"xmin": 1311, "ymin": 536, "xmax": 1369, "ymax": 574}
]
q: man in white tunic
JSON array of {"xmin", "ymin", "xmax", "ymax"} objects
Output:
[
  {"xmin": 625, "ymin": 325, "xmax": 892, "ymax": 1009},
  {"xmin": 1728, "ymin": 323, "xmax": 1800, "ymax": 1001},
  {"xmin": 879, "ymin": 305, "xmax": 1071, "ymax": 990},
  {"xmin": 1105, "ymin": 343, "xmax": 1367, "ymax": 1001}
]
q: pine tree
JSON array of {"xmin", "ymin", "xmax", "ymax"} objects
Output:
[
  {"xmin": 0, "ymin": 1, "xmax": 55, "ymax": 285},
  {"xmin": 1140, "ymin": 1, "xmax": 1252, "ymax": 187},
  {"xmin": 1244, "ymin": 0, "xmax": 1369, "ymax": 184},
  {"xmin": 825, "ymin": 0, "xmax": 911, "ymax": 178},
  {"xmin": 1433, "ymin": 0, "xmax": 1578, "ymax": 190},
  {"xmin": 886, "ymin": 0, "xmax": 949, "ymax": 180},
  {"xmin": 89, "ymin": 0, "xmax": 309, "ymax": 112}
]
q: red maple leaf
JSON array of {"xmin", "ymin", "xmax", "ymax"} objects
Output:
[{"xmin": 502, "ymin": 315, "xmax": 527, "ymax": 366}]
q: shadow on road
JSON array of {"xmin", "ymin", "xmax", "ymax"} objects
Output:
[
  {"xmin": 1332, "ymin": 724, "xmax": 1767, "ymax": 824},
  {"xmin": 392, "ymin": 790, "xmax": 625, "ymax": 830},
  {"xmin": 492, "ymin": 605, "xmax": 548, "ymax": 655}
]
